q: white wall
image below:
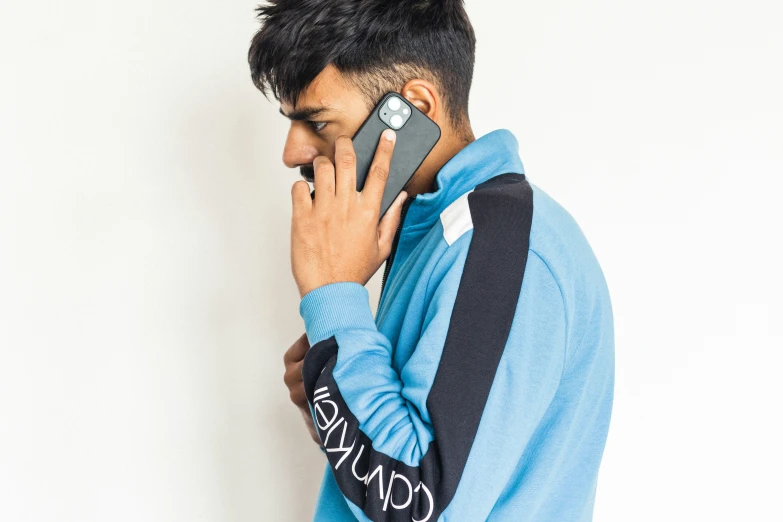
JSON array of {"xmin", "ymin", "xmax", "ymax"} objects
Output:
[{"xmin": 1, "ymin": 0, "xmax": 780, "ymax": 520}]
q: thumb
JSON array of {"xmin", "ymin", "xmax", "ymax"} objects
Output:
[{"xmin": 377, "ymin": 191, "xmax": 408, "ymax": 259}]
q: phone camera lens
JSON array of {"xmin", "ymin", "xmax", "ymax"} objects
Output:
[
  {"xmin": 386, "ymin": 97, "xmax": 401, "ymax": 111},
  {"xmin": 390, "ymin": 114, "xmax": 403, "ymax": 129}
]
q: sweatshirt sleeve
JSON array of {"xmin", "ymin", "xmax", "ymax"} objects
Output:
[{"xmin": 299, "ymin": 239, "xmax": 566, "ymax": 521}]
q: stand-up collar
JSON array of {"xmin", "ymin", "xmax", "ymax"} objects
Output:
[{"xmin": 403, "ymin": 128, "xmax": 525, "ymax": 232}]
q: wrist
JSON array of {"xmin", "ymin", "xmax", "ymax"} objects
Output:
[{"xmin": 299, "ymin": 281, "xmax": 377, "ymax": 345}]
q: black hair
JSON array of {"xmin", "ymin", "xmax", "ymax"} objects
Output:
[{"xmin": 247, "ymin": 0, "xmax": 476, "ymax": 130}]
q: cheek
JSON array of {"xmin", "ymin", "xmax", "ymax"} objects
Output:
[{"xmin": 343, "ymin": 111, "xmax": 370, "ymax": 137}]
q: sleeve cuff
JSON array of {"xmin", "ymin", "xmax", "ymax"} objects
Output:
[{"xmin": 299, "ymin": 282, "xmax": 378, "ymax": 345}]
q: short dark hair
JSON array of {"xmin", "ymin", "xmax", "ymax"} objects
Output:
[{"xmin": 248, "ymin": 0, "xmax": 476, "ymax": 130}]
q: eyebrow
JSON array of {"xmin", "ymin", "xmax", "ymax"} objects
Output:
[{"xmin": 278, "ymin": 106, "xmax": 331, "ymax": 121}]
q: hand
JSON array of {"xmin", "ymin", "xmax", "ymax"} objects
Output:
[
  {"xmin": 290, "ymin": 129, "xmax": 408, "ymax": 299},
  {"xmin": 283, "ymin": 333, "xmax": 321, "ymax": 446}
]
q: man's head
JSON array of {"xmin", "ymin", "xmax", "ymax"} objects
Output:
[{"xmin": 248, "ymin": 0, "xmax": 476, "ymax": 192}]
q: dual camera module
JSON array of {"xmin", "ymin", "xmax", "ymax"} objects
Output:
[{"xmin": 379, "ymin": 95, "xmax": 411, "ymax": 130}]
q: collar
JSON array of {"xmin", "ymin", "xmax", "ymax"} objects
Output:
[{"xmin": 402, "ymin": 128, "xmax": 525, "ymax": 232}]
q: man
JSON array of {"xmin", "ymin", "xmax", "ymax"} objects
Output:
[{"xmin": 248, "ymin": 0, "xmax": 614, "ymax": 520}]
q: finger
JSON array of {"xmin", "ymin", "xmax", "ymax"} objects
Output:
[
  {"xmin": 290, "ymin": 383, "xmax": 308, "ymax": 409},
  {"xmin": 377, "ymin": 191, "xmax": 408, "ymax": 259},
  {"xmin": 283, "ymin": 359, "xmax": 304, "ymax": 388},
  {"xmin": 333, "ymin": 136, "xmax": 357, "ymax": 199},
  {"xmin": 312, "ymin": 155, "xmax": 335, "ymax": 206},
  {"xmin": 361, "ymin": 128, "xmax": 396, "ymax": 206},
  {"xmin": 291, "ymin": 180, "xmax": 313, "ymax": 214},
  {"xmin": 283, "ymin": 333, "xmax": 310, "ymax": 365}
]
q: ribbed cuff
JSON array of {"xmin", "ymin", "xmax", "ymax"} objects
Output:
[{"xmin": 299, "ymin": 282, "xmax": 377, "ymax": 345}]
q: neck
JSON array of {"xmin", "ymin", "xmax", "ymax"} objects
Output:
[{"xmin": 405, "ymin": 126, "xmax": 476, "ymax": 197}]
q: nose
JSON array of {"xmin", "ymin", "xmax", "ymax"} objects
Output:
[{"xmin": 282, "ymin": 124, "xmax": 320, "ymax": 169}]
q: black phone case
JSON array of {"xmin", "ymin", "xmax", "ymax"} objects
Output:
[
  {"xmin": 310, "ymin": 92, "xmax": 441, "ymax": 219},
  {"xmin": 353, "ymin": 93, "xmax": 441, "ymax": 218}
]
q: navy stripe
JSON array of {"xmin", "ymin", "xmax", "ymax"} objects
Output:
[{"xmin": 302, "ymin": 173, "xmax": 533, "ymax": 521}]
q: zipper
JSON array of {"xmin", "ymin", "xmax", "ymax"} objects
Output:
[{"xmin": 379, "ymin": 194, "xmax": 415, "ymax": 307}]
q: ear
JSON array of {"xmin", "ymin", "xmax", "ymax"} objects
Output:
[{"xmin": 400, "ymin": 79, "xmax": 441, "ymax": 123}]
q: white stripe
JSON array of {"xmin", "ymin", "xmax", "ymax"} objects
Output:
[{"xmin": 439, "ymin": 190, "xmax": 474, "ymax": 246}]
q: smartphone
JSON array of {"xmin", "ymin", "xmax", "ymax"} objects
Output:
[{"xmin": 311, "ymin": 92, "xmax": 441, "ymax": 218}]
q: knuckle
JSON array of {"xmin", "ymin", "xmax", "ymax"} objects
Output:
[
  {"xmin": 337, "ymin": 152, "xmax": 355, "ymax": 169},
  {"xmin": 371, "ymin": 164, "xmax": 389, "ymax": 181}
]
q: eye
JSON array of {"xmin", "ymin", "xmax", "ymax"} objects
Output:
[{"xmin": 309, "ymin": 121, "xmax": 328, "ymax": 132}]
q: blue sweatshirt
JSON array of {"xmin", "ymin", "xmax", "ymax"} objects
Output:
[{"xmin": 299, "ymin": 129, "xmax": 614, "ymax": 521}]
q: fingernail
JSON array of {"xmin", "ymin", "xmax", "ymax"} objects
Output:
[{"xmin": 383, "ymin": 129, "xmax": 396, "ymax": 142}]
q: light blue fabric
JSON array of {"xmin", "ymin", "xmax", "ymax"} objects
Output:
[{"xmin": 299, "ymin": 129, "xmax": 614, "ymax": 521}]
